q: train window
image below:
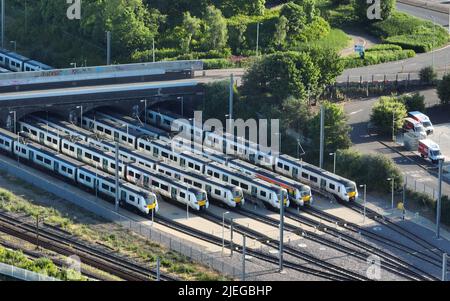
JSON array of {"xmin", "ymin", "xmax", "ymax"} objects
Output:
[
  {"xmin": 146, "ymin": 145, "xmax": 151, "ymax": 151},
  {"xmin": 284, "ymin": 165, "xmax": 290, "ymax": 171},
  {"xmin": 36, "ymin": 155, "xmax": 43, "ymax": 162},
  {"xmin": 195, "ymin": 165, "xmax": 200, "ymax": 171},
  {"xmin": 162, "ymin": 152, "xmax": 169, "ymax": 158},
  {"xmin": 102, "ymin": 183, "xmax": 109, "ymax": 190},
  {"xmin": 194, "ymin": 182, "xmax": 202, "ymax": 188},
  {"xmin": 70, "ymin": 146, "xmax": 75, "ymax": 152},
  {"xmin": 68, "ymin": 169, "xmax": 73, "ymax": 175},
  {"xmin": 0, "ymin": 138, "xmax": 3, "ymax": 145},
  {"xmin": 111, "ymin": 163, "xmax": 116, "ymax": 169},
  {"xmin": 62, "ymin": 166, "xmax": 67, "ymax": 172},
  {"xmin": 302, "ymin": 172, "xmax": 309, "ymax": 179},
  {"xmin": 44, "ymin": 158, "xmax": 51, "ymax": 165},
  {"xmin": 207, "ymin": 170, "xmax": 212, "ymax": 176},
  {"xmin": 93, "ymin": 156, "xmax": 100, "ymax": 163},
  {"xmin": 129, "ymin": 171, "xmax": 135, "ymax": 177},
  {"xmin": 5, "ymin": 141, "xmax": 9, "ymax": 147},
  {"xmin": 111, "ymin": 187, "xmax": 116, "ymax": 193},
  {"xmin": 188, "ymin": 162, "xmax": 194, "ymax": 168},
  {"xmin": 161, "ymin": 184, "xmax": 169, "ymax": 191},
  {"xmin": 277, "ymin": 162, "xmax": 283, "ymax": 169},
  {"xmin": 329, "ymin": 183, "xmax": 336, "ymax": 190},
  {"xmin": 136, "ymin": 174, "xmax": 141, "ymax": 180},
  {"xmin": 121, "ymin": 136, "xmax": 127, "ymax": 142},
  {"xmin": 139, "ymin": 142, "xmax": 144, "ymax": 149},
  {"xmin": 260, "ymin": 191, "xmax": 267, "ymax": 197},
  {"xmin": 21, "ymin": 148, "xmax": 26, "ymax": 154},
  {"xmin": 231, "ymin": 179, "xmax": 239, "ymax": 186},
  {"xmin": 185, "ymin": 179, "xmax": 193, "ymax": 185},
  {"xmin": 46, "ymin": 137, "xmax": 52, "ymax": 142},
  {"xmin": 85, "ymin": 153, "xmax": 92, "ymax": 159},
  {"xmin": 97, "ymin": 126, "xmax": 104, "ymax": 132},
  {"xmin": 222, "ymin": 175, "xmax": 228, "ymax": 182},
  {"xmin": 310, "ymin": 176, "xmax": 318, "ymax": 183},
  {"xmin": 241, "ymin": 183, "xmax": 249, "ymax": 190},
  {"xmin": 180, "ymin": 192, "xmax": 186, "ymax": 198},
  {"xmin": 129, "ymin": 195, "xmax": 135, "ymax": 202},
  {"xmin": 213, "ymin": 172, "xmax": 219, "ymax": 179},
  {"xmin": 105, "ymin": 129, "xmax": 112, "ymax": 135},
  {"xmin": 151, "ymin": 180, "xmax": 159, "ymax": 187},
  {"xmin": 85, "ymin": 176, "xmax": 91, "ymax": 182},
  {"xmin": 53, "ymin": 139, "xmax": 58, "ymax": 144},
  {"xmin": 79, "ymin": 174, "xmax": 85, "ymax": 180},
  {"xmin": 31, "ymin": 130, "xmax": 37, "ymax": 136},
  {"xmin": 214, "ymin": 189, "xmax": 221, "ymax": 196},
  {"xmin": 128, "ymin": 138, "xmax": 133, "ymax": 144}
]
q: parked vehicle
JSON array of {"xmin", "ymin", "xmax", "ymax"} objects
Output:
[
  {"xmin": 418, "ymin": 139, "xmax": 445, "ymax": 164},
  {"xmin": 403, "ymin": 117, "xmax": 427, "ymax": 139},
  {"xmin": 408, "ymin": 111, "xmax": 434, "ymax": 135}
]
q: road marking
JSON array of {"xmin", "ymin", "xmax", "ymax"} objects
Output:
[{"xmin": 349, "ymin": 109, "xmax": 363, "ymax": 115}]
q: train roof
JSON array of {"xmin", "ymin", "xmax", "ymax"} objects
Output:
[
  {"xmin": 24, "ymin": 60, "xmax": 53, "ymax": 70},
  {"xmin": 0, "ymin": 127, "xmax": 18, "ymax": 140},
  {"xmin": 128, "ymin": 163, "xmax": 204, "ymax": 193},
  {"xmin": 84, "ymin": 113, "xmax": 147, "ymax": 138},
  {"xmin": 32, "ymin": 115, "xmax": 95, "ymax": 138},
  {"xmin": 20, "ymin": 118, "xmax": 70, "ymax": 138},
  {"xmin": 66, "ymin": 139, "xmax": 132, "ymax": 163},
  {"xmin": 4, "ymin": 51, "xmax": 29, "ymax": 61}
]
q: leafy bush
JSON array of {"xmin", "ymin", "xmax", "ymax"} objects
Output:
[
  {"xmin": 438, "ymin": 74, "xmax": 450, "ymax": 105},
  {"xmin": 419, "ymin": 66, "xmax": 437, "ymax": 85},
  {"xmin": 370, "ymin": 96, "xmax": 408, "ymax": 136},
  {"xmin": 371, "ymin": 12, "xmax": 449, "ymax": 53},
  {"xmin": 398, "ymin": 93, "xmax": 425, "ymax": 113},
  {"xmin": 202, "ymin": 58, "xmax": 235, "ymax": 69},
  {"xmin": 341, "ymin": 45, "xmax": 415, "ymax": 69},
  {"xmin": 335, "ymin": 149, "xmax": 403, "ymax": 193}
]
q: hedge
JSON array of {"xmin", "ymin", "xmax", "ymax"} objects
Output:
[{"xmin": 341, "ymin": 45, "xmax": 415, "ymax": 69}]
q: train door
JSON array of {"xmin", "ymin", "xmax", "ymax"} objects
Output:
[
  {"xmin": 156, "ymin": 115, "xmax": 162, "ymax": 127},
  {"xmin": 114, "ymin": 131, "xmax": 119, "ymax": 142},
  {"xmin": 320, "ymin": 178, "xmax": 326, "ymax": 190},
  {"xmin": 249, "ymin": 154, "xmax": 256, "ymax": 164},
  {"xmin": 102, "ymin": 159, "xmax": 108, "ymax": 171},
  {"xmin": 4, "ymin": 58, "xmax": 9, "ymax": 69},
  {"xmin": 39, "ymin": 132, "xmax": 45, "ymax": 144},
  {"xmin": 120, "ymin": 190, "xmax": 126, "ymax": 203},
  {"xmin": 28, "ymin": 150, "xmax": 34, "ymax": 161},
  {"xmin": 180, "ymin": 158, "xmax": 186, "ymax": 168},
  {"xmin": 292, "ymin": 167, "xmax": 299, "ymax": 179},
  {"xmin": 76, "ymin": 148, "xmax": 82, "ymax": 160},
  {"xmin": 54, "ymin": 161, "xmax": 59, "ymax": 173},
  {"xmin": 143, "ymin": 175, "xmax": 149, "ymax": 188},
  {"xmin": 251, "ymin": 186, "xmax": 257, "ymax": 197},
  {"xmin": 171, "ymin": 187, "xmax": 177, "ymax": 200}
]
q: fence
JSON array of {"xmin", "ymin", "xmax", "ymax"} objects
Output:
[
  {"xmin": 0, "ymin": 262, "xmax": 60, "ymax": 281},
  {"xmin": 0, "ymin": 155, "xmax": 275, "ymax": 280}
]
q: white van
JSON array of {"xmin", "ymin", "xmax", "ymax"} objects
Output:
[
  {"xmin": 403, "ymin": 117, "xmax": 427, "ymax": 139},
  {"xmin": 408, "ymin": 111, "xmax": 434, "ymax": 135}
]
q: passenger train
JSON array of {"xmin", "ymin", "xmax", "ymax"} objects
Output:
[
  {"xmin": 22, "ymin": 116, "xmax": 286, "ymax": 209},
  {"xmin": 0, "ymin": 128, "xmax": 158, "ymax": 215},
  {"xmin": 17, "ymin": 120, "xmax": 210, "ymax": 211},
  {"xmin": 0, "ymin": 49, "xmax": 52, "ymax": 72},
  {"xmin": 146, "ymin": 109, "xmax": 358, "ymax": 202}
]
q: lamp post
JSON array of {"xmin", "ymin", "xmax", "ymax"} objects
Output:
[
  {"xmin": 177, "ymin": 96, "xmax": 184, "ymax": 117},
  {"xmin": 10, "ymin": 40, "xmax": 16, "ymax": 52},
  {"xmin": 9, "ymin": 110, "xmax": 16, "ymax": 134},
  {"xmin": 360, "ymin": 184, "xmax": 367, "ymax": 223},
  {"xmin": 70, "ymin": 62, "xmax": 77, "ymax": 68},
  {"xmin": 329, "ymin": 152, "xmax": 337, "ymax": 174},
  {"xmin": 387, "ymin": 177, "xmax": 395, "ymax": 209},
  {"xmin": 76, "ymin": 105, "xmax": 83, "ymax": 127},
  {"xmin": 222, "ymin": 211, "xmax": 230, "ymax": 255}
]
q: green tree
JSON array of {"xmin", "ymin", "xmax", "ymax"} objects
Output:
[
  {"xmin": 180, "ymin": 12, "xmax": 202, "ymax": 52},
  {"xmin": 399, "ymin": 93, "xmax": 425, "ymax": 112},
  {"xmin": 203, "ymin": 5, "xmax": 229, "ymax": 51},
  {"xmin": 307, "ymin": 101, "xmax": 352, "ymax": 157},
  {"xmin": 437, "ymin": 74, "xmax": 450, "ymax": 105},
  {"xmin": 214, "ymin": 0, "xmax": 266, "ymax": 17},
  {"xmin": 273, "ymin": 16, "xmax": 288, "ymax": 50},
  {"xmin": 370, "ymin": 96, "xmax": 408, "ymax": 136},
  {"xmin": 308, "ymin": 47, "xmax": 344, "ymax": 88},
  {"xmin": 241, "ymin": 51, "xmax": 320, "ymax": 101},
  {"xmin": 419, "ymin": 66, "xmax": 437, "ymax": 85},
  {"xmin": 280, "ymin": 2, "xmax": 307, "ymax": 41},
  {"xmin": 354, "ymin": 0, "xmax": 396, "ymax": 23}
]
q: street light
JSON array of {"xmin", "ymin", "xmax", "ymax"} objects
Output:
[
  {"xmin": 70, "ymin": 62, "xmax": 77, "ymax": 69},
  {"xmin": 76, "ymin": 105, "xmax": 83, "ymax": 127},
  {"xmin": 9, "ymin": 110, "xmax": 16, "ymax": 134},
  {"xmin": 387, "ymin": 177, "xmax": 395, "ymax": 209},
  {"xmin": 177, "ymin": 96, "xmax": 184, "ymax": 117},
  {"xmin": 140, "ymin": 99, "xmax": 147, "ymax": 124},
  {"xmin": 222, "ymin": 211, "xmax": 230, "ymax": 255},
  {"xmin": 329, "ymin": 152, "xmax": 337, "ymax": 174},
  {"xmin": 10, "ymin": 40, "xmax": 16, "ymax": 52},
  {"xmin": 359, "ymin": 184, "xmax": 367, "ymax": 223}
]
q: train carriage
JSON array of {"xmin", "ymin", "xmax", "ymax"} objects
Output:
[
  {"xmin": 126, "ymin": 163, "xmax": 208, "ymax": 211},
  {"xmin": 19, "ymin": 119, "xmax": 63, "ymax": 152},
  {"xmin": 0, "ymin": 128, "xmax": 17, "ymax": 153}
]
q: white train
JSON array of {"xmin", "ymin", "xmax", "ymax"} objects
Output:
[
  {"xmin": 146, "ymin": 109, "xmax": 358, "ymax": 202},
  {"xmin": 0, "ymin": 128, "xmax": 158, "ymax": 216},
  {"xmin": 0, "ymin": 49, "xmax": 52, "ymax": 72}
]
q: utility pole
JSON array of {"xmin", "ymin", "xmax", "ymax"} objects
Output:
[
  {"xmin": 230, "ymin": 218, "xmax": 234, "ymax": 257},
  {"xmin": 115, "ymin": 142, "xmax": 120, "ymax": 211},
  {"xmin": 279, "ymin": 197, "xmax": 284, "ymax": 272},
  {"xmin": 319, "ymin": 105, "xmax": 325, "ymax": 169},
  {"xmin": 256, "ymin": 23, "xmax": 260, "ymax": 56},
  {"xmin": 242, "ymin": 234, "xmax": 246, "ymax": 281},
  {"xmin": 152, "ymin": 37, "xmax": 155, "ymax": 63},
  {"xmin": 392, "ymin": 111, "xmax": 395, "ymax": 142},
  {"xmin": 106, "ymin": 31, "xmax": 111, "ymax": 65},
  {"xmin": 229, "ymin": 74, "xmax": 234, "ymax": 122},
  {"xmin": 436, "ymin": 159, "xmax": 443, "ymax": 239},
  {"xmin": 156, "ymin": 257, "xmax": 161, "ymax": 281},
  {"xmin": 1, "ymin": 0, "xmax": 4, "ymax": 49},
  {"xmin": 443, "ymin": 253, "xmax": 448, "ymax": 281}
]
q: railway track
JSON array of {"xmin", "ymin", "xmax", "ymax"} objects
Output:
[
  {"xmin": 224, "ymin": 206, "xmax": 435, "ymax": 281},
  {"xmin": 0, "ymin": 211, "xmax": 175, "ymax": 281},
  {"xmin": 153, "ymin": 213, "xmax": 355, "ymax": 281},
  {"xmin": 304, "ymin": 204, "xmax": 449, "ymax": 273}
]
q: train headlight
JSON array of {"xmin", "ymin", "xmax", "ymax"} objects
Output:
[
  {"xmin": 302, "ymin": 195, "xmax": 311, "ymax": 202},
  {"xmin": 147, "ymin": 203, "xmax": 156, "ymax": 210},
  {"xmin": 198, "ymin": 200, "xmax": 207, "ymax": 206},
  {"xmin": 348, "ymin": 192, "xmax": 356, "ymax": 198},
  {"xmin": 234, "ymin": 197, "xmax": 242, "ymax": 203}
]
